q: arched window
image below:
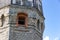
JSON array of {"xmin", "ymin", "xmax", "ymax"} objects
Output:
[
  {"xmin": 1, "ymin": 14, "xmax": 5, "ymax": 27},
  {"xmin": 37, "ymin": 20, "xmax": 40, "ymax": 30},
  {"xmin": 41, "ymin": 23, "xmax": 43, "ymax": 30},
  {"xmin": 17, "ymin": 12, "xmax": 28, "ymax": 27}
]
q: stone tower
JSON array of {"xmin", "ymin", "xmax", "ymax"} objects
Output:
[{"xmin": 0, "ymin": 0, "xmax": 45, "ymax": 40}]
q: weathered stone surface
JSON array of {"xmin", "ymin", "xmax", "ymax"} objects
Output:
[
  {"xmin": 0, "ymin": 0, "xmax": 11, "ymax": 8},
  {"xmin": 0, "ymin": 6, "xmax": 9, "ymax": 40},
  {"xmin": 0, "ymin": 0, "xmax": 45, "ymax": 40}
]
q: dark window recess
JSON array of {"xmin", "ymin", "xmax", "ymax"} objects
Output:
[
  {"xmin": 18, "ymin": 17, "xmax": 25, "ymax": 25},
  {"xmin": 37, "ymin": 20, "xmax": 40, "ymax": 30},
  {"xmin": 41, "ymin": 23, "xmax": 43, "ymax": 30},
  {"xmin": 1, "ymin": 14, "xmax": 5, "ymax": 26},
  {"xmin": 16, "ymin": 0, "xmax": 21, "ymax": 5}
]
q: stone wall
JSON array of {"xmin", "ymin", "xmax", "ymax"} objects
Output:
[
  {"xmin": 0, "ymin": 0, "xmax": 11, "ymax": 8},
  {"xmin": 0, "ymin": 5, "xmax": 44, "ymax": 40},
  {"xmin": 9, "ymin": 26, "xmax": 42, "ymax": 40},
  {"xmin": 9, "ymin": 6, "xmax": 43, "ymax": 40},
  {"xmin": 0, "ymin": 7, "xmax": 9, "ymax": 40}
]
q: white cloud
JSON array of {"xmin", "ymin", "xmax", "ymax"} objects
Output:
[
  {"xmin": 43, "ymin": 36, "xmax": 49, "ymax": 40},
  {"xmin": 54, "ymin": 37, "xmax": 59, "ymax": 40}
]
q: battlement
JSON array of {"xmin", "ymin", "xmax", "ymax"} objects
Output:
[{"xmin": 11, "ymin": 0, "xmax": 42, "ymax": 12}]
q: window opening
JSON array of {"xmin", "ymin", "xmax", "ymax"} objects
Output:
[
  {"xmin": 37, "ymin": 20, "xmax": 40, "ymax": 30},
  {"xmin": 17, "ymin": 13, "xmax": 28, "ymax": 27},
  {"xmin": 18, "ymin": 16, "xmax": 25, "ymax": 25},
  {"xmin": 1, "ymin": 14, "xmax": 5, "ymax": 26}
]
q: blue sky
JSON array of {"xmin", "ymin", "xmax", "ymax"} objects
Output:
[{"xmin": 42, "ymin": 0, "xmax": 60, "ymax": 40}]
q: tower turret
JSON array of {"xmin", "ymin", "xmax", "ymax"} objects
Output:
[{"xmin": 0, "ymin": 0, "xmax": 45, "ymax": 40}]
